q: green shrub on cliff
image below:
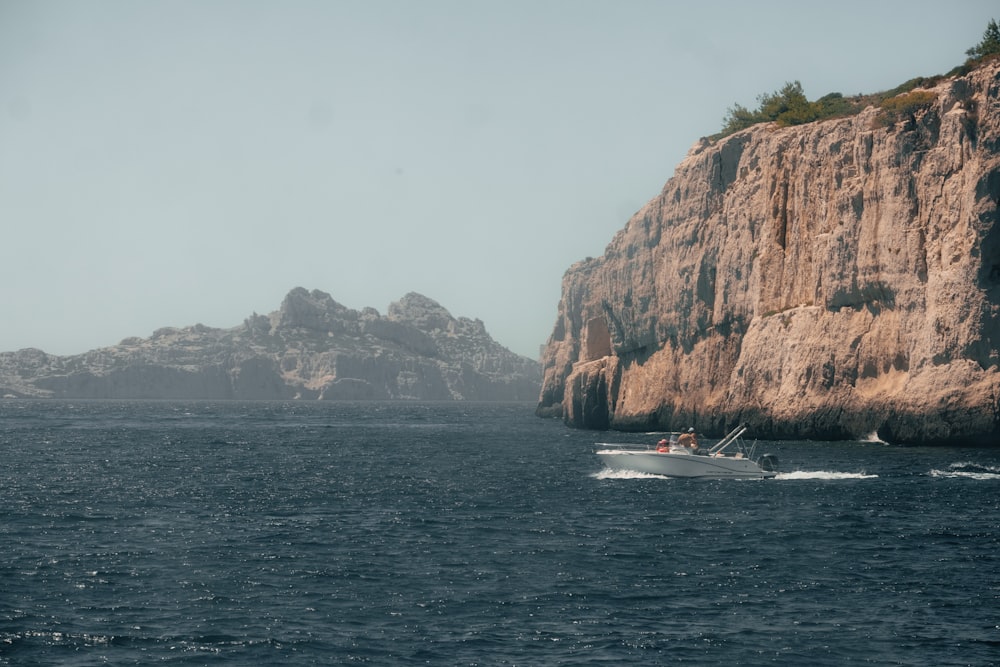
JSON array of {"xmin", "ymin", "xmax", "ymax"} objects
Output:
[
  {"xmin": 873, "ymin": 90, "xmax": 939, "ymax": 127},
  {"xmin": 720, "ymin": 102, "xmax": 758, "ymax": 134},
  {"xmin": 713, "ymin": 18, "xmax": 996, "ymax": 140},
  {"xmin": 719, "ymin": 81, "xmax": 870, "ymax": 138},
  {"xmin": 720, "ymin": 81, "xmax": 818, "ymax": 135},
  {"xmin": 758, "ymin": 82, "xmax": 818, "ymax": 126},
  {"xmin": 813, "ymin": 92, "xmax": 856, "ymax": 118}
]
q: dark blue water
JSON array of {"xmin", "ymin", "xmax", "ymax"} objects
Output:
[{"xmin": 1, "ymin": 401, "xmax": 998, "ymax": 665}]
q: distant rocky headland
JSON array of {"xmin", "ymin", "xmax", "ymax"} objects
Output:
[
  {"xmin": 537, "ymin": 59, "xmax": 1000, "ymax": 445},
  {"xmin": 0, "ymin": 288, "xmax": 541, "ymax": 401}
]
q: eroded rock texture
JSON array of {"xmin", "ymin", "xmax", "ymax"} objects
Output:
[{"xmin": 538, "ymin": 63, "xmax": 1000, "ymax": 445}]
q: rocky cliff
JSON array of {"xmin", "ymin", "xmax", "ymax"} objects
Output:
[
  {"xmin": 0, "ymin": 288, "xmax": 541, "ymax": 401},
  {"xmin": 537, "ymin": 61, "xmax": 1000, "ymax": 445}
]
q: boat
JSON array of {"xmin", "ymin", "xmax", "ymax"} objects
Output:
[{"xmin": 596, "ymin": 423, "xmax": 778, "ymax": 479}]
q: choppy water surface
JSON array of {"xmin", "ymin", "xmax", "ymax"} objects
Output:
[{"xmin": 1, "ymin": 401, "xmax": 998, "ymax": 665}]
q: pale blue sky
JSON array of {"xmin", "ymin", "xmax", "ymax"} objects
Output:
[{"xmin": 1, "ymin": 1, "xmax": 996, "ymax": 358}]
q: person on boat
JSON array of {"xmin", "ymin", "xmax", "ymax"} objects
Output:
[
  {"xmin": 677, "ymin": 427, "xmax": 699, "ymax": 453},
  {"xmin": 656, "ymin": 438, "xmax": 669, "ymax": 453}
]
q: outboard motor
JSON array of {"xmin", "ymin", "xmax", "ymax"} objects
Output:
[{"xmin": 759, "ymin": 454, "xmax": 779, "ymax": 472}]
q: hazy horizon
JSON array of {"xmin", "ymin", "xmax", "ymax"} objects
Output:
[{"xmin": 2, "ymin": 1, "xmax": 996, "ymax": 359}]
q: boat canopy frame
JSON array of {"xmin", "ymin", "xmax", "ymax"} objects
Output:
[{"xmin": 708, "ymin": 423, "xmax": 753, "ymax": 457}]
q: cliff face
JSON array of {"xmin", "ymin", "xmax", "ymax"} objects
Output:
[
  {"xmin": 538, "ymin": 62, "xmax": 1000, "ymax": 445},
  {"xmin": 0, "ymin": 288, "xmax": 541, "ymax": 401}
]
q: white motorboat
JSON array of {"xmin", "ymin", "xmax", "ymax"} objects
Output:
[{"xmin": 596, "ymin": 424, "xmax": 778, "ymax": 479}]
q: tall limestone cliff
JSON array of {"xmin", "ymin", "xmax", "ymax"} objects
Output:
[
  {"xmin": 0, "ymin": 288, "xmax": 541, "ymax": 401},
  {"xmin": 537, "ymin": 61, "xmax": 1000, "ymax": 445}
]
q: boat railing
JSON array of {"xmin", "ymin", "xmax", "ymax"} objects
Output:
[{"xmin": 707, "ymin": 423, "xmax": 749, "ymax": 456}]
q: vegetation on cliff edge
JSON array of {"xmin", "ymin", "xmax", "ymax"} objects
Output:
[{"xmin": 713, "ymin": 18, "xmax": 1000, "ymax": 140}]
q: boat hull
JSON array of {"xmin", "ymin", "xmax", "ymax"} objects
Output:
[{"xmin": 596, "ymin": 450, "xmax": 776, "ymax": 479}]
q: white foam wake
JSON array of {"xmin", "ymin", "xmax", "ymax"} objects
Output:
[
  {"xmin": 929, "ymin": 462, "xmax": 1000, "ymax": 480},
  {"xmin": 592, "ymin": 468, "xmax": 669, "ymax": 480},
  {"xmin": 775, "ymin": 470, "xmax": 878, "ymax": 480}
]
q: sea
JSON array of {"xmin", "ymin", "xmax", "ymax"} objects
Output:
[{"xmin": 1, "ymin": 400, "xmax": 998, "ymax": 666}]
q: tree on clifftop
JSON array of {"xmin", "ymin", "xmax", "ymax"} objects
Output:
[
  {"xmin": 966, "ymin": 18, "xmax": 1000, "ymax": 60},
  {"xmin": 720, "ymin": 81, "xmax": 819, "ymax": 135},
  {"xmin": 714, "ymin": 19, "xmax": 1000, "ymax": 140}
]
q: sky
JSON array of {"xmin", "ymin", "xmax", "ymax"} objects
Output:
[{"xmin": 1, "ymin": 1, "xmax": 996, "ymax": 359}]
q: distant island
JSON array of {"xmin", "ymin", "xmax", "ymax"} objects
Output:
[{"xmin": 0, "ymin": 287, "xmax": 541, "ymax": 401}]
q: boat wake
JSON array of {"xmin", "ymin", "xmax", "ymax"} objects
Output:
[
  {"xmin": 929, "ymin": 462, "xmax": 1000, "ymax": 480},
  {"xmin": 594, "ymin": 469, "xmax": 880, "ymax": 481},
  {"xmin": 775, "ymin": 471, "xmax": 879, "ymax": 480},
  {"xmin": 592, "ymin": 468, "xmax": 668, "ymax": 480},
  {"xmin": 599, "ymin": 465, "xmax": 1000, "ymax": 481}
]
